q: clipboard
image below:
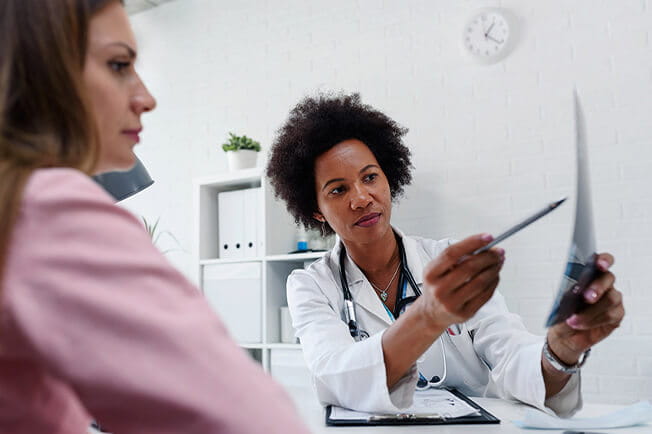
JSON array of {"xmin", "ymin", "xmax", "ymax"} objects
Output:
[{"xmin": 325, "ymin": 388, "xmax": 500, "ymax": 426}]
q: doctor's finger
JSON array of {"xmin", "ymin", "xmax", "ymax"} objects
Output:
[
  {"xmin": 582, "ymin": 270, "xmax": 615, "ymax": 304},
  {"xmin": 431, "ymin": 249, "xmax": 503, "ymax": 295},
  {"xmin": 595, "ymin": 252, "xmax": 615, "ymax": 271},
  {"xmin": 567, "ymin": 287, "xmax": 624, "ymax": 330},
  {"xmin": 566, "ymin": 302, "xmax": 624, "ymax": 332},
  {"xmin": 424, "ymin": 234, "xmax": 495, "ymax": 277},
  {"xmin": 460, "ymin": 276, "xmax": 500, "ymax": 318},
  {"xmin": 432, "ymin": 261, "xmax": 501, "ymax": 317},
  {"xmin": 453, "ymin": 261, "xmax": 502, "ymax": 305}
]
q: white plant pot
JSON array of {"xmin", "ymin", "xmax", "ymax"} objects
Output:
[{"xmin": 226, "ymin": 150, "xmax": 258, "ymax": 171}]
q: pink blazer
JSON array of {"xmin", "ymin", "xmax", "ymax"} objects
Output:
[{"xmin": 0, "ymin": 168, "xmax": 309, "ymax": 434}]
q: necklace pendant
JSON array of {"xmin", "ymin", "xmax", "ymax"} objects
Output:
[{"xmin": 380, "ymin": 291, "xmax": 388, "ymax": 302}]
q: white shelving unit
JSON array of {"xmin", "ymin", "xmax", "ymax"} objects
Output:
[{"xmin": 192, "ymin": 168, "xmax": 325, "ymax": 375}]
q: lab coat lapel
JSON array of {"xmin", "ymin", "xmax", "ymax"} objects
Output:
[
  {"xmin": 333, "ymin": 240, "xmax": 394, "ymax": 326},
  {"xmin": 396, "ymin": 229, "xmax": 426, "ymax": 290}
]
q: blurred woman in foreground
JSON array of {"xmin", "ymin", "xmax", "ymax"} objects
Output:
[{"xmin": 0, "ymin": 1, "xmax": 308, "ymax": 432}]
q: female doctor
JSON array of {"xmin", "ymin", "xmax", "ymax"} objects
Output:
[{"xmin": 266, "ymin": 93, "xmax": 624, "ymax": 417}]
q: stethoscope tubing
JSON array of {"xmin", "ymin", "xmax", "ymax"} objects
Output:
[
  {"xmin": 339, "ymin": 232, "xmax": 421, "ymax": 335},
  {"xmin": 338, "ymin": 232, "xmax": 448, "ymax": 388}
]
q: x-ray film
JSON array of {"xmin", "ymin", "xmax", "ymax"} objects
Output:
[{"xmin": 545, "ymin": 92, "xmax": 602, "ymax": 328}]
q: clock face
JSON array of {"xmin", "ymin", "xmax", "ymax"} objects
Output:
[{"xmin": 463, "ymin": 10, "xmax": 511, "ymax": 62}]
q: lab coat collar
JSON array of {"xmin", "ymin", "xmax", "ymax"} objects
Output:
[
  {"xmin": 395, "ymin": 227, "xmax": 425, "ymax": 287},
  {"xmin": 331, "ymin": 227, "xmax": 426, "ymax": 326}
]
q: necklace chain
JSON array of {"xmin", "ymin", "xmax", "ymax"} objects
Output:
[{"xmin": 369, "ymin": 260, "xmax": 401, "ymax": 302}]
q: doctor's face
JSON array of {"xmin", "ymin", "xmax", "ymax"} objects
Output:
[{"xmin": 313, "ymin": 139, "xmax": 393, "ymax": 246}]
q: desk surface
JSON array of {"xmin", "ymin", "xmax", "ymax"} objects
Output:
[{"xmin": 286, "ymin": 387, "xmax": 651, "ymax": 434}]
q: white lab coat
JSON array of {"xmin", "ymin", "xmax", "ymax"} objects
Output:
[{"xmin": 287, "ymin": 229, "xmax": 582, "ymax": 416}]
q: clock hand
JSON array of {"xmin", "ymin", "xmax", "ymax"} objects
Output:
[
  {"xmin": 487, "ymin": 34, "xmax": 503, "ymax": 44},
  {"xmin": 484, "ymin": 20, "xmax": 495, "ymax": 38}
]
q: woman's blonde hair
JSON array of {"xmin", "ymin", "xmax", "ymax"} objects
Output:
[{"xmin": 0, "ymin": 0, "xmax": 119, "ymax": 297}]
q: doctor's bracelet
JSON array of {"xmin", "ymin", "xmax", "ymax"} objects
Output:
[{"xmin": 543, "ymin": 340, "xmax": 591, "ymax": 374}]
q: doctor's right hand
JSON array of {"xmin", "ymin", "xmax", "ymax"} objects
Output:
[{"xmin": 417, "ymin": 234, "xmax": 505, "ymax": 331}]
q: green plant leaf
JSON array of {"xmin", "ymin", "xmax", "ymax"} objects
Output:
[{"xmin": 221, "ymin": 132, "xmax": 261, "ymax": 152}]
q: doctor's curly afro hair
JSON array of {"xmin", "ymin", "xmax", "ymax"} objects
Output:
[{"xmin": 266, "ymin": 93, "xmax": 413, "ymax": 236}]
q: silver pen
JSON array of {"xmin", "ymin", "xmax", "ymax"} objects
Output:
[{"xmin": 472, "ymin": 197, "xmax": 567, "ymax": 255}]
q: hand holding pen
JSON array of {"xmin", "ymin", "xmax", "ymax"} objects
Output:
[
  {"xmin": 419, "ymin": 234, "xmax": 505, "ymax": 330},
  {"xmin": 417, "ymin": 198, "xmax": 566, "ymax": 331}
]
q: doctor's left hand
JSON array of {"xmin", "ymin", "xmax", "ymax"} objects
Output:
[{"xmin": 546, "ymin": 252, "xmax": 625, "ymax": 366}]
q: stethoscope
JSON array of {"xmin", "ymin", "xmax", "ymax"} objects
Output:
[{"xmin": 338, "ymin": 231, "xmax": 447, "ymax": 389}]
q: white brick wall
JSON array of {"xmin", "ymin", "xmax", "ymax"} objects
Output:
[{"xmin": 126, "ymin": 0, "xmax": 652, "ymax": 404}]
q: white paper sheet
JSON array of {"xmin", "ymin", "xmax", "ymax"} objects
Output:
[
  {"xmin": 329, "ymin": 388, "xmax": 480, "ymax": 420},
  {"xmin": 513, "ymin": 401, "xmax": 652, "ymax": 429}
]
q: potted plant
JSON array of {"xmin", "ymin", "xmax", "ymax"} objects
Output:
[
  {"xmin": 222, "ymin": 132, "xmax": 261, "ymax": 171},
  {"xmin": 141, "ymin": 216, "xmax": 183, "ymax": 255}
]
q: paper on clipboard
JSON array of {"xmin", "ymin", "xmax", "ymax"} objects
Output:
[
  {"xmin": 328, "ymin": 388, "xmax": 480, "ymax": 421},
  {"xmin": 545, "ymin": 91, "xmax": 602, "ymax": 327}
]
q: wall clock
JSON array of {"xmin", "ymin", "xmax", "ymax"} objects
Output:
[{"xmin": 463, "ymin": 8, "xmax": 516, "ymax": 64}]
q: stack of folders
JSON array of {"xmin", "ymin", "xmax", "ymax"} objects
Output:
[
  {"xmin": 326, "ymin": 388, "xmax": 499, "ymax": 426},
  {"xmin": 218, "ymin": 187, "xmax": 263, "ymax": 259}
]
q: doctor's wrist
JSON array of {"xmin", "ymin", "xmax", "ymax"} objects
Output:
[
  {"xmin": 545, "ymin": 334, "xmax": 583, "ymax": 366},
  {"xmin": 543, "ymin": 339, "xmax": 591, "ymax": 375},
  {"xmin": 413, "ymin": 298, "xmax": 449, "ymax": 337}
]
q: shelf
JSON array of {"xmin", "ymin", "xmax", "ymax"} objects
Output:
[
  {"xmin": 239, "ymin": 343, "xmax": 302, "ymax": 350},
  {"xmin": 199, "ymin": 257, "xmax": 263, "ymax": 266},
  {"xmin": 265, "ymin": 251, "xmax": 327, "ymax": 262},
  {"xmin": 199, "ymin": 252, "xmax": 326, "ymax": 265},
  {"xmin": 240, "ymin": 343, "xmax": 265, "ymax": 349},
  {"xmin": 266, "ymin": 343, "xmax": 302, "ymax": 350},
  {"xmin": 195, "ymin": 170, "xmax": 315, "ymax": 375}
]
